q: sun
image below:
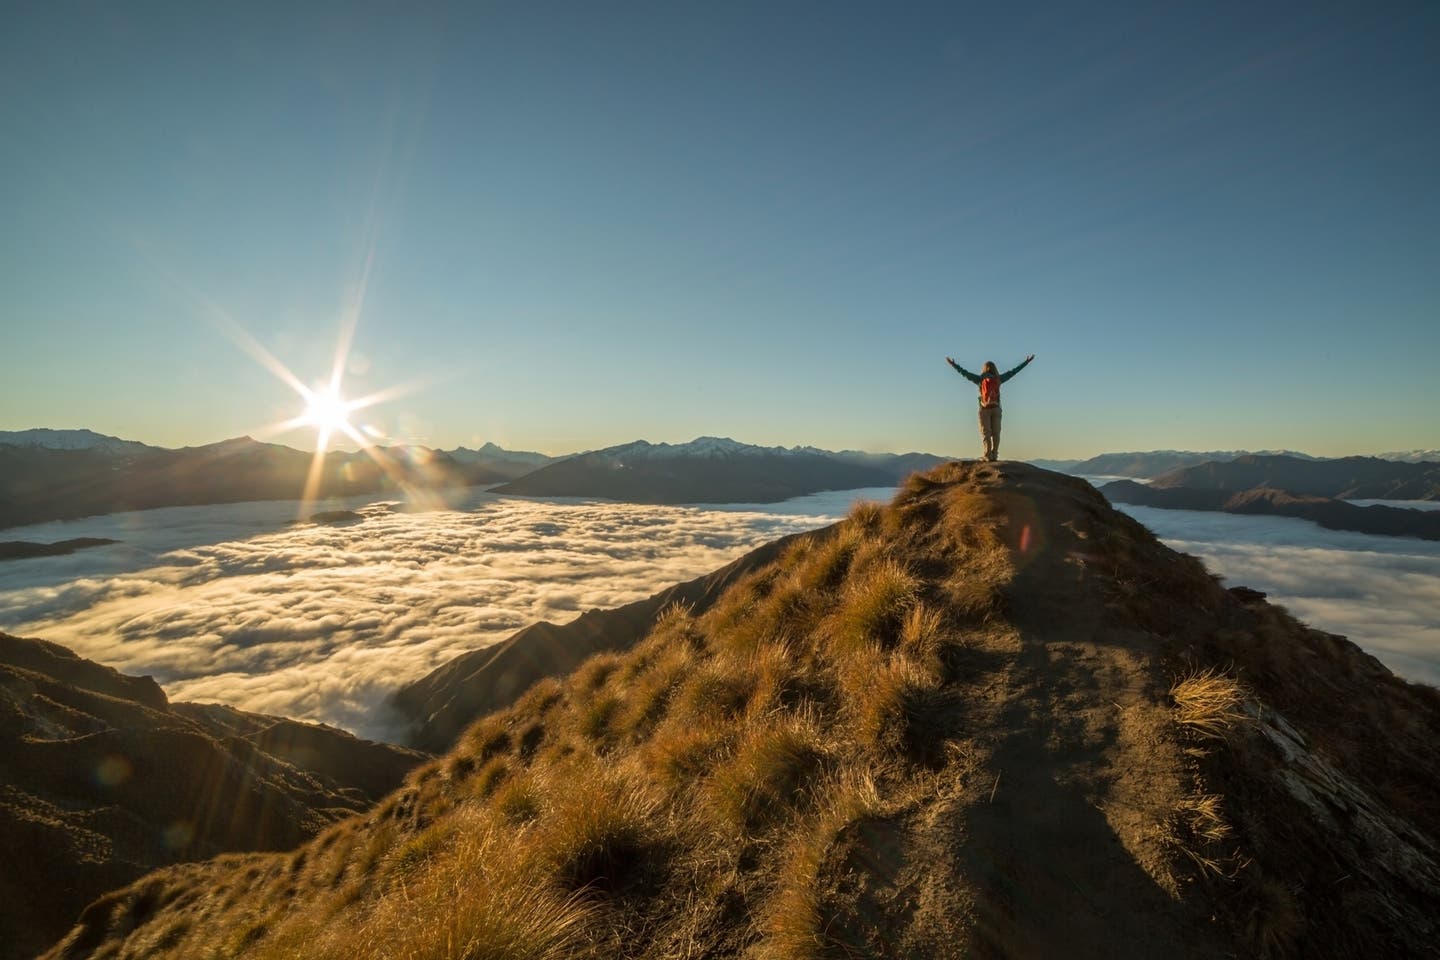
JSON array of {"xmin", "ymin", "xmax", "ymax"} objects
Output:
[{"xmin": 301, "ymin": 388, "xmax": 354, "ymax": 435}]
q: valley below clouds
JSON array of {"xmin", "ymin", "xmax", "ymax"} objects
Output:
[{"xmin": 2, "ymin": 486, "xmax": 1437, "ymax": 744}]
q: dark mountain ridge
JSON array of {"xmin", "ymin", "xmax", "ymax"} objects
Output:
[
  {"xmin": 1150, "ymin": 453, "xmax": 1440, "ymax": 499},
  {"xmin": 0, "ymin": 438, "xmax": 486, "ymax": 530},
  {"xmin": 1102, "ymin": 480, "xmax": 1440, "ymax": 540},
  {"xmin": 0, "ymin": 633, "xmax": 428, "ymax": 960},
  {"xmin": 491, "ymin": 436, "xmax": 940, "ymax": 503}
]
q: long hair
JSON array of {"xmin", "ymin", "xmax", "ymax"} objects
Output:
[{"xmin": 982, "ymin": 361, "xmax": 998, "ymax": 375}]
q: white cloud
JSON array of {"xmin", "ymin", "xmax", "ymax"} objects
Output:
[
  {"xmin": 1118, "ymin": 505, "xmax": 1440, "ymax": 688},
  {"xmin": 0, "ymin": 493, "xmax": 871, "ymax": 739}
]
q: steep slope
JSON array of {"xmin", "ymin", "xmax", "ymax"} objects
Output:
[
  {"xmin": 43, "ymin": 463, "xmax": 1440, "ymax": 960},
  {"xmin": 0, "ymin": 634, "xmax": 428, "ymax": 960}
]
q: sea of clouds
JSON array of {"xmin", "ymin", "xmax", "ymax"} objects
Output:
[
  {"xmin": 0, "ymin": 489, "xmax": 886, "ymax": 740},
  {"xmin": 1116, "ymin": 504, "xmax": 1440, "ymax": 686},
  {"xmin": 2, "ymin": 485, "xmax": 1436, "ymax": 743}
]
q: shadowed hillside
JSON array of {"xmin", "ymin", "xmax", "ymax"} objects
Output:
[
  {"xmin": 42, "ymin": 463, "xmax": 1440, "ymax": 959},
  {"xmin": 0, "ymin": 635, "xmax": 428, "ymax": 960}
]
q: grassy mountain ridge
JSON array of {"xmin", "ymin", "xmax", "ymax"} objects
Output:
[{"xmin": 42, "ymin": 463, "xmax": 1440, "ymax": 959}]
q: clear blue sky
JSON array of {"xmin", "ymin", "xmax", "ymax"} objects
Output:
[{"xmin": 3, "ymin": 1, "xmax": 1437, "ymax": 459}]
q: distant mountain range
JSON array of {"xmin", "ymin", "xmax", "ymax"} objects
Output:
[
  {"xmin": 1103, "ymin": 480, "xmax": 1440, "ymax": 540},
  {"xmin": 6, "ymin": 428, "xmax": 1437, "ymax": 528},
  {"xmin": 1101, "ymin": 454, "xmax": 1440, "ymax": 540},
  {"xmin": 442, "ymin": 441, "xmax": 558, "ymax": 479},
  {"xmin": 490, "ymin": 437, "xmax": 945, "ymax": 504},
  {"xmin": 0, "ymin": 436, "xmax": 483, "ymax": 530},
  {"xmin": 1147, "ymin": 454, "xmax": 1440, "ymax": 500},
  {"xmin": 0, "ymin": 430, "xmax": 948, "ymax": 527},
  {"xmin": 1028, "ymin": 449, "xmax": 1323, "ymax": 478}
]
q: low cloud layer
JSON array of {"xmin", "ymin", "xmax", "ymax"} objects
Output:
[
  {"xmin": 0, "ymin": 491, "xmax": 879, "ymax": 740},
  {"xmin": 3, "ymin": 488, "xmax": 1435, "ymax": 744},
  {"xmin": 1118, "ymin": 505, "xmax": 1440, "ymax": 687}
]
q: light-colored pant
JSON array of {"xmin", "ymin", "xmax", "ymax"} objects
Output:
[{"xmin": 978, "ymin": 406, "xmax": 1001, "ymax": 460}]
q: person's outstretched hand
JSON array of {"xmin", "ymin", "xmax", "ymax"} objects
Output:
[
  {"xmin": 1026, "ymin": 354, "xmax": 1036, "ymax": 362},
  {"xmin": 945, "ymin": 356, "xmax": 954, "ymax": 365}
]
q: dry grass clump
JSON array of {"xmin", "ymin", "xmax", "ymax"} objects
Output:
[
  {"xmin": 939, "ymin": 489, "xmax": 1006, "ymax": 552},
  {"xmin": 575, "ymin": 692, "xmax": 622, "ymax": 745},
  {"xmin": 758, "ymin": 771, "xmax": 885, "ymax": 959},
  {"xmin": 492, "ymin": 773, "xmax": 541, "ymax": 824},
  {"xmin": 531, "ymin": 769, "xmax": 669, "ymax": 898},
  {"xmin": 847, "ymin": 499, "xmax": 885, "ymax": 533},
  {"xmin": 708, "ymin": 716, "xmax": 830, "ymax": 832},
  {"xmin": 513, "ymin": 676, "xmax": 564, "ymax": 717},
  {"xmin": 644, "ymin": 723, "xmax": 730, "ymax": 792},
  {"xmin": 673, "ymin": 658, "xmax": 756, "ymax": 722},
  {"xmin": 844, "ymin": 656, "xmax": 948, "ymax": 763},
  {"xmin": 898, "ymin": 603, "xmax": 947, "ymax": 672},
  {"xmin": 797, "ymin": 528, "xmax": 862, "ymax": 594},
  {"xmin": 343, "ymin": 809, "xmax": 592, "ymax": 960},
  {"xmin": 1171, "ymin": 668, "xmax": 1248, "ymax": 739},
  {"xmin": 612, "ymin": 642, "xmax": 689, "ymax": 739},
  {"xmin": 472, "ymin": 755, "xmax": 511, "ymax": 798},
  {"xmin": 828, "ymin": 558, "xmax": 919, "ymax": 656},
  {"xmin": 1161, "ymin": 791, "xmax": 1241, "ymax": 880},
  {"xmin": 573, "ymin": 652, "xmax": 625, "ymax": 693},
  {"xmin": 460, "ymin": 715, "xmax": 513, "ymax": 764}
]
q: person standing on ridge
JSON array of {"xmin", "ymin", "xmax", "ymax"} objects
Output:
[{"xmin": 946, "ymin": 354, "xmax": 1035, "ymax": 462}]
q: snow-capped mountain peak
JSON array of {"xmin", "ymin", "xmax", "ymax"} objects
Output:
[
  {"xmin": 0, "ymin": 428, "xmax": 155, "ymax": 455},
  {"xmin": 595, "ymin": 437, "xmax": 815, "ymax": 462}
]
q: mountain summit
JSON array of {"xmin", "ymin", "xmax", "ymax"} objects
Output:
[{"xmin": 43, "ymin": 463, "xmax": 1440, "ymax": 959}]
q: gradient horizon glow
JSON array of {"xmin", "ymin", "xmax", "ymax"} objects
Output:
[{"xmin": 3, "ymin": 2, "xmax": 1437, "ymax": 459}]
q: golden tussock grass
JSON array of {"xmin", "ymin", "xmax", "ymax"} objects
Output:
[
  {"xmin": 492, "ymin": 773, "xmax": 542, "ymax": 824},
  {"xmin": 796, "ymin": 527, "xmax": 861, "ymax": 595},
  {"xmin": 643, "ymin": 722, "xmax": 731, "ymax": 793},
  {"xmin": 707, "ymin": 714, "xmax": 830, "ymax": 833},
  {"xmin": 612, "ymin": 642, "xmax": 690, "ymax": 740},
  {"xmin": 307, "ymin": 807, "xmax": 592, "ymax": 960},
  {"xmin": 898, "ymin": 603, "xmax": 947, "ymax": 673},
  {"xmin": 1170, "ymin": 668, "xmax": 1249, "ymax": 739},
  {"xmin": 572, "ymin": 652, "xmax": 625, "ymax": 693},
  {"xmin": 757, "ymin": 770, "xmax": 885, "ymax": 960},
  {"xmin": 672, "ymin": 658, "xmax": 756, "ymax": 723},
  {"xmin": 839, "ymin": 652, "xmax": 948, "ymax": 764},
  {"xmin": 846, "ymin": 499, "xmax": 885, "ymax": 534},
  {"xmin": 529, "ymin": 767, "xmax": 670, "ymax": 897},
  {"xmin": 827, "ymin": 558, "xmax": 919, "ymax": 656}
]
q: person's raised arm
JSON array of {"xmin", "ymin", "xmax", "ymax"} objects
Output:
[
  {"xmin": 946, "ymin": 356, "xmax": 981, "ymax": 384},
  {"xmin": 999, "ymin": 354, "xmax": 1035, "ymax": 383}
]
